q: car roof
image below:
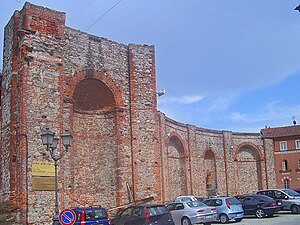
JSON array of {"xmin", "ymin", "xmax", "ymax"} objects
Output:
[
  {"xmin": 204, "ymin": 196, "xmax": 231, "ymax": 200},
  {"xmin": 72, "ymin": 207, "xmax": 105, "ymax": 211}
]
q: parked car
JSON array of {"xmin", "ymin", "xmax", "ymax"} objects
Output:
[
  {"xmin": 111, "ymin": 204, "xmax": 174, "ymax": 225},
  {"xmin": 257, "ymin": 189, "xmax": 300, "ymax": 214},
  {"xmin": 236, "ymin": 194, "xmax": 282, "ymax": 218},
  {"xmin": 167, "ymin": 201, "xmax": 217, "ymax": 225},
  {"xmin": 202, "ymin": 197, "xmax": 244, "ymax": 223},
  {"xmin": 72, "ymin": 207, "xmax": 110, "ymax": 225},
  {"xmin": 169, "ymin": 196, "xmax": 198, "ymax": 203}
]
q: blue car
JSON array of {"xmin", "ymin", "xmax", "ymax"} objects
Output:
[
  {"xmin": 72, "ymin": 207, "xmax": 110, "ymax": 225},
  {"xmin": 202, "ymin": 197, "xmax": 244, "ymax": 223}
]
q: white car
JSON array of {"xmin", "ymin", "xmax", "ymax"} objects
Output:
[{"xmin": 167, "ymin": 201, "xmax": 217, "ymax": 225}]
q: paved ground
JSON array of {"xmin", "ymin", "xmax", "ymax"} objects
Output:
[{"xmin": 213, "ymin": 212, "xmax": 300, "ymax": 225}]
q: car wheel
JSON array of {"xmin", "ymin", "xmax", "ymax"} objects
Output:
[
  {"xmin": 235, "ymin": 218, "xmax": 243, "ymax": 222},
  {"xmin": 182, "ymin": 217, "xmax": 191, "ymax": 225},
  {"xmin": 219, "ymin": 214, "xmax": 229, "ymax": 224},
  {"xmin": 291, "ymin": 205, "xmax": 300, "ymax": 214},
  {"xmin": 255, "ymin": 209, "xmax": 265, "ymax": 218}
]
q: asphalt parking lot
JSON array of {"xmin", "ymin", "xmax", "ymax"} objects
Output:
[{"xmin": 214, "ymin": 212, "xmax": 300, "ymax": 225}]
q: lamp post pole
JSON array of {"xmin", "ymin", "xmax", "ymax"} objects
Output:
[{"xmin": 41, "ymin": 127, "xmax": 72, "ymax": 225}]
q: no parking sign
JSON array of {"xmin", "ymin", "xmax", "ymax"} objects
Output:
[{"xmin": 59, "ymin": 209, "xmax": 76, "ymax": 225}]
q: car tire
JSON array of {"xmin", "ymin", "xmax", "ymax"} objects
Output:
[
  {"xmin": 255, "ymin": 209, "xmax": 265, "ymax": 218},
  {"xmin": 291, "ymin": 205, "xmax": 300, "ymax": 214},
  {"xmin": 219, "ymin": 214, "xmax": 229, "ymax": 224},
  {"xmin": 235, "ymin": 218, "xmax": 243, "ymax": 222},
  {"xmin": 182, "ymin": 217, "xmax": 191, "ymax": 225}
]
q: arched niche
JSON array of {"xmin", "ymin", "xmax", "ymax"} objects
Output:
[
  {"xmin": 72, "ymin": 77, "xmax": 117, "ymax": 207},
  {"xmin": 236, "ymin": 145, "xmax": 262, "ymax": 194},
  {"xmin": 167, "ymin": 135, "xmax": 187, "ymax": 199},
  {"xmin": 204, "ymin": 149, "xmax": 217, "ymax": 196}
]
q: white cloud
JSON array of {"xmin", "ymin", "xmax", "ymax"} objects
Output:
[
  {"xmin": 230, "ymin": 101, "xmax": 300, "ymax": 124},
  {"xmin": 158, "ymin": 95, "xmax": 204, "ymax": 105}
]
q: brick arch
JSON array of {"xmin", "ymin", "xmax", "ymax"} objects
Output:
[
  {"xmin": 166, "ymin": 131, "xmax": 188, "ymax": 198},
  {"xmin": 203, "ymin": 148, "xmax": 217, "ymax": 160},
  {"xmin": 67, "ymin": 69, "xmax": 122, "ymax": 208},
  {"xmin": 233, "ymin": 142, "xmax": 263, "ymax": 161},
  {"xmin": 234, "ymin": 142, "xmax": 263, "ymax": 194},
  {"xmin": 167, "ymin": 131, "xmax": 187, "ymax": 157},
  {"xmin": 203, "ymin": 149, "xmax": 218, "ymax": 195},
  {"xmin": 65, "ymin": 69, "xmax": 123, "ymax": 107}
]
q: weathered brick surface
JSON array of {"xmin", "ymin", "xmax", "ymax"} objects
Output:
[{"xmin": 0, "ymin": 3, "xmax": 288, "ymax": 225}]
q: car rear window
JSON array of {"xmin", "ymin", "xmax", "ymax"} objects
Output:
[
  {"xmin": 186, "ymin": 201, "xmax": 207, "ymax": 208},
  {"xmin": 255, "ymin": 195, "xmax": 273, "ymax": 201},
  {"xmin": 226, "ymin": 198, "xmax": 240, "ymax": 205},
  {"xmin": 80, "ymin": 209, "xmax": 107, "ymax": 221},
  {"xmin": 203, "ymin": 199, "xmax": 222, "ymax": 207},
  {"xmin": 146, "ymin": 206, "xmax": 169, "ymax": 216}
]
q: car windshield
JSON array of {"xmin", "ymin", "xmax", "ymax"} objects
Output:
[
  {"xmin": 282, "ymin": 189, "xmax": 300, "ymax": 197},
  {"xmin": 146, "ymin": 206, "xmax": 169, "ymax": 216},
  {"xmin": 186, "ymin": 201, "xmax": 207, "ymax": 208}
]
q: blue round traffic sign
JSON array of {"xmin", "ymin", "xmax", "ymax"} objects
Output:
[{"xmin": 59, "ymin": 209, "xmax": 76, "ymax": 225}]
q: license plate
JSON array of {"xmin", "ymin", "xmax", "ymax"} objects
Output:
[
  {"xmin": 278, "ymin": 202, "xmax": 282, "ymax": 205},
  {"xmin": 206, "ymin": 215, "xmax": 214, "ymax": 219}
]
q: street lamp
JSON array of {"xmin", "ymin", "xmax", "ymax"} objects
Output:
[{"xmin": 40, "ymin": 126, "xmax": 73, "ymax": 225}]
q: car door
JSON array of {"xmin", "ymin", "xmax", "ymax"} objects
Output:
[
  {"xmin": 242, "ymin": 197, "xmax": 256, "ymax": 214},
  {"xmin": 113, "ymin": 207, "xmax": 133, "ymax": 225},
  {"xmin": 167, "ymin": 203, "xmax": 184, "ymax": 225},
  {"xmin": 274, "ymin": 190, "xmax": 290, "ymax": 210}
]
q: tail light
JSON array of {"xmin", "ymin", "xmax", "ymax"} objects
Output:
[
  {"xmin": 225, "ymin": 200, "xmax": 231, "ymax": 209},
  {"xmin": 80, "ymin": 211, "xmax": 85, "ymax": 224},
  {"xmin": 197, "ymin": 209, "xmax": 205, "ymax": 213},
  {"xmin": 144, "ymin": 208, "xmax": 150, "ymax": 222},
  {"xmin": 269, "ymin": 202, "xmax": 277, "ymax": 207},
  {"xmin": 211, "ymin": 207, "xmax": 216, "ymax": 211},
  {"xmin": 104, "ymin": 209, "xmax": 111, "ymax": 225}
]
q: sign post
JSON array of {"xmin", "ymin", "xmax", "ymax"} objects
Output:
[{"xmin": 59, "ymin": 209, "xmax": 76, "ymax": 225}]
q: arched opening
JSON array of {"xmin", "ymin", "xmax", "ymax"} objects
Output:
[
  {"xmin": 167, "ymin": 135, "xmax": 187, "ymax": 199},
  {"xmin": 282, "ymin": 160, "xmax": 288, "ymax": 171},
  {"xmin": 72, "ymin": 78, "xmax": 117, "ymax": 207},
  {"xmin": 236, "ymin": 146, "xmax": 262, "ymax": 194},
  {"xmin": 204, "ymin": 150, "xmax": 217, "ymax": 196}
]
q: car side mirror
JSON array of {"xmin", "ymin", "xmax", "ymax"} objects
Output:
[{"xmin": 284, "ymin": 196, "xmax": 288, "ymax": 200}]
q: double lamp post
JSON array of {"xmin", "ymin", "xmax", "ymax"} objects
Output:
[{"xmin": 40, "ymin": 126, "xmax": 73, "ymax": 225}]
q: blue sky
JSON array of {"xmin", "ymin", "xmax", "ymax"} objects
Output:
[{"xmin": 1, "ymin": 0, "xmax": 300, "ymax": 132}]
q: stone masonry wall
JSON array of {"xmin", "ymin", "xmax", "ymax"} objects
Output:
[{"xmin": 0, "ymin": 3, "xmax": 278, "ymax": 225}]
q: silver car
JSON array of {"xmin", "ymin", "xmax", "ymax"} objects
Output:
[
  {"xmin": 202, "ymin": 197, "xmax": 244, "ymax": 223},
  {"xmin": 167, "ymin": 201, "xmax": 217, "ymax": 225},
  {"xmin": 257, "ymin": 189, "xmax": 300, "ymax": 213}
]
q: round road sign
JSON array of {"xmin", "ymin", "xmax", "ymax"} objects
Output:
[{"xmin": 59, "ymin": 209, "xmax": 76, "ymax": 225}]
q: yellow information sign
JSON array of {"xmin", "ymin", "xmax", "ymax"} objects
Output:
[
  {"xmin": 32, "ymin": 176, "xmax": 55, "ymax": 191},
  {"xmin": 32, "ymin": 161, "xmax": 54, "ymax": 177}
]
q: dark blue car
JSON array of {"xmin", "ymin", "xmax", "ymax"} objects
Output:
[{"xmin": 72, "ymin": 207, "xmax": 110, "ymax": 225}]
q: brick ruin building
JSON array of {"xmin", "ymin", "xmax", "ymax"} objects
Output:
[{"xmin": 1, "ymin": 2, "xmax": 299, "ymax": 225}]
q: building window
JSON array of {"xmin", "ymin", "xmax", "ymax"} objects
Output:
[
  {"xmin": 296, "ymin": 140, "xmax": 300, "ymax": 150},
  {"xmin": 298, "ymin": 159, "xmax": 300, "ymax": 170},
  {"xmin": 282, "ymin": 160, "xmax": 288, "ymax": 171},
  {"xmin": 280, "ymin": 141, "xmax": 287, "ymax": 151},
  {"xmin": 284, "ymin": 179, "xmax": 290, "ymax": 189}
]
